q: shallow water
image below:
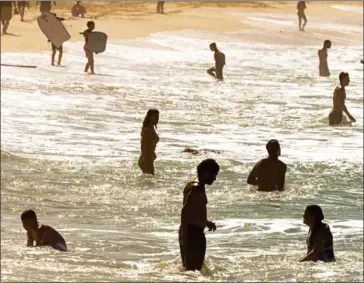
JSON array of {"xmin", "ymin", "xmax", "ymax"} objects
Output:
[{"xmin": 1, "ymin": 28, "xmax": 363, "ymax": 282}]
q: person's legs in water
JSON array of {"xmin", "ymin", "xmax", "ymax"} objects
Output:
[
  {"xmin": 84, "ymin": 49, "xmax": 94, "ymax": 74},
  {"xmin": 329, "ymin": 111, "xmax": 343, "ymax": 126},
  {"xmin": 215, "ymin": 66, "xmax": 224, "ymax": 81},
  {"xmin": 301, "ymin": 14, "xmax": 307, "ymax": 31},
  {"xmin": 138, "ymin": 156, "xmax": 155, "ymax": 175},
  {"xmin": 298, "ymin": 15, "xmax": 302, "ymax": 31},
  {"xmin": 51, "ymin": 44, "xmax": 56, "ymax": 66},
  {"xmin": 57, "ymin": 46, "xmax": 63, "ymax": 66},
  {"xmin": 184, "ymin": 225, "xmax": 206, "ymax": 271},
  {"xmin": 207, "ymin": 67, "xmax": 216, "ymax": 79}
]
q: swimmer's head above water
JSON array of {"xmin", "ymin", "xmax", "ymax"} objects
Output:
[
  {"xmin": 323, "ymin": 40, "xmax": 331, "ymax": 49},
  {"xmin": 142, "ymin": 109, "xmax": 159, "ymax": 131},
  {"xmin": 339, "ymin": 72, "xmax": 350, "ymax": 87},
  {"xmin": 266, "ymin": 139, "xmax": 281, "ymax": 158},
  {"xmin": 21, "ymin": 209, "xmax": 39, "ymax": 231},
  {"xmin": 303, "ymin": 205, "xmax": 324, "ymax": 228},
  {"xmin": 197, "ymin": 158, "xmax": 220, "ymax": 185}
]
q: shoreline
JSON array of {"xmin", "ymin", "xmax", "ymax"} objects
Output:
[{"xmin": 0, "ymin": 1, "xmax": 362, "ymax": 53}]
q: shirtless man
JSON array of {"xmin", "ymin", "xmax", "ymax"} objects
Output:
[
  {"xmin": 179, "ymin": 159, "xmax": 219, "ymax": 271},
  {"xmin": 207, "ymin": 42, "xmax": 226, "ymax": 81},
  {"xmin": 36, "ymin": 1, "xmax": 56, "ymax": 14},
  {"xmin": 297, "ymin": 1, "xmax": 307, "ymax": 31},
  {"xmin": 328, "ymin": 72, "xmax": 356, "ymax": 125},
  {"xmin": 80, "ymin": 21, "xmax": 95, "ymax": 74},
  {"xmin": 247, "ymin": 139, "xmax": 287, "ymax": 192},
  {"xmin": 49, "ymin": 14, "xmax": 65, "ymax": 66},
  {"xmin": 21, "ymin": 210, "xmax": 67, "ymax": 252},
  {"xmin": 318, "ymin": 40, "xmax": 331, "ymax": 77}
]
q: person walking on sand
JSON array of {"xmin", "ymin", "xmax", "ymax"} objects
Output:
[
  {"xmin": 207, "ymin": 42, "xmax": 226, "ymax": 81},
  {"xmin": 247, "ymin": 139, "xmax": 287, "ymax": 192},
  {"xmin": 36, "ymin": 1, "xmax": 56, "ymax": 14},
  {"xmin": 300, "ymin": 205, "xmax": 335, "ymax": 262},
  {"xmin": 49, "ymin": 13, "xmax": 65, "ymax": 66},
  {"xmin": 179, "ymin": 159, "xmax": 219, "ymax": 271},
  {"xmin": 297, "ymin": 1, "xmax": 307, "ymax": 31},
  {"xmin": 138, "ymin": 109, "xmax": 159, "ymax": 175},
  {"xmin": 0, "ymin": 1, "xmax": 15, "ymax": 34},
  {"xmin": 80, "ymin": 21, "xmax": 95, "ymax": 74},
  {"xmin": 156, "ymin": 1, "xmax": 165, "ymax": 14},
  {"xmin": 318, "ymin": 40, "xmax": 331, "ymax": 77},
  {"xmin": 71, "ymin": 1, "xmax": 86, "ymax": 18},
  {"xmin": 328, "ymin": 72, "xmax": 356, "ymax": 126},
  {"xmin": 15, "ymin": 1, "xmax": 29, "ymax": 22}
]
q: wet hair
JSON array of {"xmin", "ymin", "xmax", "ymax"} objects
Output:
[
  {"xmin": 210, "ymin": 42, "xmax": 217, "ymax": 49},
  {"xmin": 339, "ymin": 72, "xmax": 349, "ymax": 84},
  {"xmin": 87, "ymin": 21, "xmax": 95, "ymax": 28},
  {"xmin": 324, "ymin": 40, "xmax": 331, "ymax": 47},
  {"xmin": 197, "ymin": 159, "xmax": 220, "ymax": 176},
  {"xmin": 21, "ymin": 210, "xmax": 38, "ymax": 222},
  {"xmin": 141, "ymin": 109, "xmax": 159, "ymax": 135},
  {"xmin": 305, "ymin": 205, "xmax": 324, "ymax": 222},
  {"xmin": 266, "ymin": 139, "xmax": 280, "ymax": 156}
]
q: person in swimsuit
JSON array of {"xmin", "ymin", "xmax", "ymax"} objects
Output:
[
  {"xmin": 179, "ymin": 159, "xmax": 219, "ymax": 271},
  {"xmin": 0, "ymin": 1, "xmax": 15, "ymax": 34},
  {"xmin": 329, "ymin": 72, "xmax": 356, "ymax": 126},
  {"xmin": 318, "ymin": 40, "xmax": 331, "ymax": 77},
  {"xmin": 138, "ymin": 109, "xmax": 159, "ymax": 175},
  {"xmin": 49, "ymin": 13, "xmax": 65, "ymax": 66},
  {"xmin": 71, "ymin": 1, "xmax": 86, "ymax": 18},
  {"xmin": 15, "ymin": 1, "xmax": 29, "ymax": 22},
  {"xmin": 36, "ymin": 1, "xmax": 56, "ymax": 14},
  {"xmin": 21, "ymin": 210, "xmax": 67, "ymax": 252},
  {"xmin": 247, "ymin": 139, "xmax": 287, "ymax": 192},
  {"xmin": 297, "ymin": 1, "xmax": 307, "ymax": 31},
  {"xmin": 156, "ymin": 1, "xmax": 165, "ymax": 14},
  {"xmin": 80, "ymin": 21, "xmax": 95, "ymax": 74},
  {"xmin": 300, "ymin": 205, "xmax": 335, "ymax": 262},
  {"xmin": 207, "ymin": 42, "xmax": 226, "ymax": 81}
]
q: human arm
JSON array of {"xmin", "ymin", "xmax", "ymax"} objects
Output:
[
  {"xmin": 247, "ymin": 161, "xmax": 260, "ymax": 185},
  {"xmin": 26, "ymin": 231, "xmax": 34, "ymax": 247},
  {"xmin": 300, "ymin": 232, "xmax": 325, "ymax": 262},
  {"xmin": 340, "ymin": 90, "xmax": 356, "ymax": 122}
]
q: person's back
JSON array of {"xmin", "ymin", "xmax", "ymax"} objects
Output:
[
  {"xmin": 215, "ymin": 50, "xmax": 225, "ymax": 68},
  {"xmin": 332, "ymin": 86, "xmax": 345, "ymax": 113},
  {"xmin": 307, "ymin": 223, "xmax": 335, "ymax": 262}
]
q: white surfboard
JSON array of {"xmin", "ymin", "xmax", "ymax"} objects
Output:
[
  {"xmin": 37, "ymin": 12, "xmax": 71, "ymax": 49},
  {"xmin": 88, "ymin": 32, "xmax": 108, "ymax": 53}
]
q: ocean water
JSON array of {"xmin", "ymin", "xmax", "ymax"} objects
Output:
[{"xmin": 1, "ymin": 28, "xmax": 363, "ymax": 282}]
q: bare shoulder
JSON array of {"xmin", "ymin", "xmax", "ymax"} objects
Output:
[{"xmin": 278, "ymin": 160, "xmax": 287, "ymax": 170}]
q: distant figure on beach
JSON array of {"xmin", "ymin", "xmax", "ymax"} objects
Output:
[
  {"xmin": 300, "ymin": 205, "xmax": 335, "ymax": 262},
  {"xmin": 21, "ymin": 210, "xmax": 67, "ymax": 252},
  {"xmin": 318, "ymin": 40, "xmax": 331, "ymax": 77},
  {"xmin": 156, "ymin": 1, "xmax": 165, "ymax": 14},
  {"xmin": 138, "ymin": 109, "xmax": 159, "ymax": 175},
  {"xmin": 72, "ymin": 1, "xmax": 86, "ymax": 18},
  {"xmin": 80, "ymin": 21, "xmax": 95, "ymax": 74},
  {"xmin": 49, "ymin": 13, "xmax": 65, "ymax": 66},
  {"xmin": 15, "ymin": 1, "xmax": 29, "ymax": 22},
  {"xmin": 0, "ymin": 1, "xmax": 15, "ymax": 34},
  {"xmin": 297, "ymin": 1, "xmax": 307, "ymax": 31},
  {"xmin": 329, "ymin": 72, "xmax": 356, "ymax": 125},
  {"xmin": 207, "ymin": 42, "xmax": 226, "ymax": 81},
  {"xmin": 179, "ymin": 159, "xmax": 219, "ymax": 271},
  {"xmin": 247, "ymin": 139, "xmax": 287, "ymax": 192},
  {"xmin": 36, "ymin": 1, "xmax": 56, "ymax": 14}
]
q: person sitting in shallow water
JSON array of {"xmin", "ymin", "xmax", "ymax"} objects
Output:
[
  {"xmin": 328, "ymin": 72, "xmax": 356, "ymax": 126},
  {"xmin": 71, "ymin": 1, "xmax": 86, "ymax": 18},
  {"xmin": 300, "ymin": 205, "xmax": 335, "ymax": 262},
  {"xmin": 247, "ymin": 139, "xmax": 287, "ymax": 192},
  {"xmin": 21, "ymin": 210, "xmax": 67, "ymax": 252}
]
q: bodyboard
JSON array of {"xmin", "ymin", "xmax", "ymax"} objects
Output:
[{"xmin": 88, "ymin": 32, "xmax": 108, "ymax": 53}]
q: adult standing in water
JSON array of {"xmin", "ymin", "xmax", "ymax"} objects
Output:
[
  {"xmin": 0, "ymin": 1, "xmax": 15, "ymax": 34},
  {"xmin": 297, "ymin": 1, "xmax": 307, "ymax": 31},
  {"xmin": 36, "ymin": 1, "xmax": 56, "ymax": 14},
  {"xmin": 207, "ymin": 42, "xmax": 226, "ymax": 81},
  {"xmin": 247, "ymin": 139, "xmax": 287, "ymax": 192},
  {"xmin": 300, "ymin": 205, "xmax": 335, "ymax": 262},
  {"xmin": 318, "ymin": 40, "xmax": 331, "ymax": 77},
  {"xmin": 179, "ymin": 159, "xmax": 219, "ymax": 271},
  {"xmin": 156, "ymin": 1, "xmax": 165, "ymax": 14},
  {"xmin": 138, "ymin": 109, "xmax": 159, "ymax": 175},
  {"xmin": 328, "ymin": 72, "xmax": 356, "ymax": 125}
]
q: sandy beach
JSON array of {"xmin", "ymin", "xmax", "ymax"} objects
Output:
[{"xmin": 1, "ymin": 1, "xmax": 363, "ymax": 53}]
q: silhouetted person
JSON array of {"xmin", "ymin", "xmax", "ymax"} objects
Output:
[
  {"xmin": 49, "ymin": 13, "xmax": 65, "ymax": 66},
  {"xmin": 300, "ymin": 205, "xmax": 335, "ymax": 262},
  {"xmin": 138, "ymin": 109, "xmax": 159, "ymax": 175},
  {"xmin": 329, "ymin": 72, "xmax": 356, "ymax": 125},
  {"xmin": 21, "ymin": 210, "xmax": 67, "ymax": 252},
  {"xmin": 80, "ymin": 21, "xmax": 95, "ymax": 74},
  {"xmin": 179, "ymin": 159, "xmax": 219, "ymax": 271},
  {"xmin": 156, "ymin": 1, "xmax": 165, "ymax": 14},
  {"xmin": 15, "ymin": 1, "xmax": 29, "ymax": 22},
  {"xmin": 207, "ymin": 42, "xmax": 226, "ymax": 81},
  {"xmin": 36, "ymin": 1, "xmax": 56, "ymax": 14},
  {"xmin": 72, "ymin": 1, "xmax": 86, "ymax": 18},
  {"xmin": 297, "ymin": 1, "xmax": 307, "ymax": 31},
  {"xmin": 361, "ymin": 59, "xmax": 363, "ymax": 64},
  {"xmin": 318, "ymin": 40, "xmax": 331, "ymax": 77},
  {"xmin": 0, "ymin": 1, "xmax": 15, "ymax": 34},
  {"xmin": 247, "ymin": 139, "xmax": 287, "ymax": 192}
]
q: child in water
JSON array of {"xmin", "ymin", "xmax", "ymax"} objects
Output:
[
  {"xmin": 21, "ymin": 210, "xmax": 67, "ymax": 252},
  {"xmin": 80, "ymin": 21, "xmax": 95, "ymax": 74}
]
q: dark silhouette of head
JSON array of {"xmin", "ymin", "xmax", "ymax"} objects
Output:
[
  {"xmin": 87, "ymin": 21, "xmax": 95, "ymax": 30},
  {"xmin": 266, "ymin": 139, "xmax": 281, "ymax": 158},
  {"xmin": 303, "ymin": 205, "xmax": 324, "ymax": 227},
  {"xmin": 76, "ymin": 1, "xmax": 81, "ymax": 3},
  {"xmin": 21, "ymin": 209, "xmax": 38, "ymax": 230},
  {"xmin": 210, "ymin": 42, "xmax": 217, "ymax": 52},
  {"xmin": 339, "ymin": 72, "xmax": 350, "ymax": 87},
  {"xmin": 197, "ymin": 159, "xmax": 220, "ymax": 185},
  {"xmin": 323, "ymin": 40, "xmax": 331, "ymax": 49},
  {"xmin": 142, "ymin": 109, "xmax": 159, "ymax": 133}
]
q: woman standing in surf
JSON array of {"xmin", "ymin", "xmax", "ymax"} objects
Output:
[{"xmin": 138, "ymin": 109, "xmax": 159, "ymax": 175}]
